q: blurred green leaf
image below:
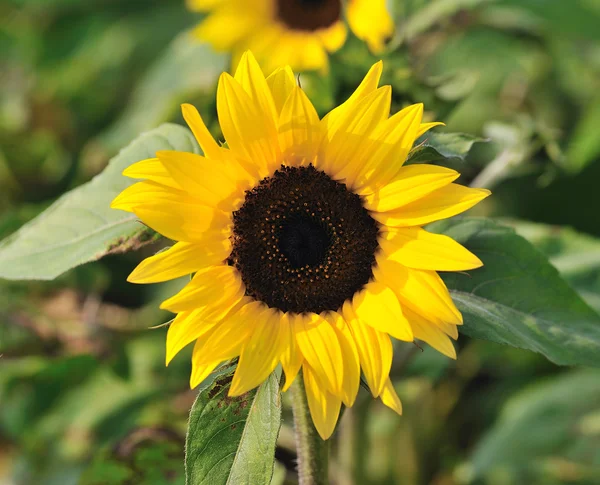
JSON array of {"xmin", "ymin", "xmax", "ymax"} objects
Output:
[
  {"xmin": 565, "ymin": 94, "xmax": 600, "ymax": 173},
  {"xmin": 185, "ymin": 372, "xmax": 281, "ymax": 485},
  {"xmin": 497, "ymin": 0, "xmax": 600, "ymax": 41},
  {"xmin": 464, "ymin": 369, "xmax": 600, "ymax": 484},
  {"xmin": 0, "ymin": 123, "xmax": 199, "ymax": 281},
  {"xmin": 90, "ymin": 32, "xmax": 226, "ymax": 157},
  {"xmin": 407, "ymin": 132, "xmax": 487, "ymax": 165},
  {"xmin": 430, "ymin": 217, "xmax": 600, "ymax": 367}
]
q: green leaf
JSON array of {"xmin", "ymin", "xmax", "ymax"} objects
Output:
[
  {"xmin": 0, "ymin": 123, "xmax": 199, "ymax": 281},
  {"xmin": 505, "ymin": 219, "xmax": 600, "ymax": 314},
  {"xmin": 185, "ymin": 372, "xmax": 281, "ymax": 485},
  {"xmin": 465, "ymin": 369, "xmax": 600, "ymax": 484},
  {"xmin": 407, "ymin": 132, "xmax": 487, "ymax": 165},
  {"xmin": 429, "ymin": 217, "xmax": 600, "ymax": 367}
]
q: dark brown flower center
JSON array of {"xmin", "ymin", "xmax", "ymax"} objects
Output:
[
  {"xmin": 229, "ymin": 165, "xmax": 379, "ymax": 314},
  {"xmin": 276, "ymin": 0, "xmax": 341, "ymax": 32}
]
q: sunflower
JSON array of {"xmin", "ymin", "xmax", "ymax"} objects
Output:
[
  {"xmin": 111, "ymin": 52, "xmax": 489, "ymax": 440},
  {"xmin": 187, "ymin": 0, "xmax": 394, "ymax": 72}
]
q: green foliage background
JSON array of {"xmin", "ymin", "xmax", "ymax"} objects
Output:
[{"xmin": 1, "ymin": 0, "xmax": 600, "ymax": 484}]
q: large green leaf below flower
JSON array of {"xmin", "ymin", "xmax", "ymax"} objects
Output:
[
  {"xmin": 430, "ymin": 217, "xmax": 600, "ymax": 367},
  {"xmin": 185, "ymin": 371, "xmax": 281, "ymax": 485},
  {"xmin": 0, "ymin": 124, "xmax": 200, "ymax": 281}
]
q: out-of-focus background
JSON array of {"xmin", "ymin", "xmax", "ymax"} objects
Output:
[{"xmin": 1, "ymin": 1, "xmax": 600, "ymax": 484}]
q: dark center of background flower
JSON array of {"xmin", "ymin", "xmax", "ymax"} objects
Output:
[
  {"xmin": 276, "ymin": 0, "xmax": 341, "ymax": 32},
  {"xmin": 230, "ymin": 165, "xmax": 379, "ymax": 314}
]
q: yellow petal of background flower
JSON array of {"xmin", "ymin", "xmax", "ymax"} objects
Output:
[
  {"xmin": 318, "ymin": 20, "xmax": 347, "ymax": 52},
  {"xmin": 379, "ymin": 227, "xmax": 483, "ymax": 271},
  {"xmin": 229, "ymin": 308, "xmax": 286, "ymax": 396},
  {"xmin": 191, "ymin": 4, "xmax": 258, "ymax": 51},
  {"xmin": 403, "ymin": 306, "xmax": 457, "ymax": 359},
  {"xmin": 322, "ymin": 311, "xmax": 360, "ymax": 406},
  {"xmin": 352, "ymin": 282, "xmax": 413, "ymax": 341},
  {"xmin": 374, "ymin": 257, "xmax": 463, "ymax": 326},
  {"xmin": 160, "ymin": 265, "xmax": 244, "ymax": 313},
  {"xmin": 266, "ymin": 66, "xmax": 296, "ymax": 116},
  {"xmin": 347, "ymin": 0, "xmax": 394, "ymax": 53},
  {"xmin": 363, "ymin": 164, "xmax": 459, "ymax": 213},
  {"xmin": 371, "ymin": 184, "xmax": 491, "ymax": 227},
  {"xmin": 279, "ymin": 86, "xmax": 322, "ymax": 163},
  {"xmin": 343, "ymin": 300, "xmax": 392, "ymax": 397},
  {"xmin": 128, "ymin": 238, "xmax": 231, "ymax": 284},
  {"xmin": 280, "ymin": 313, "xmax": 304, "ymax": 392},
  {"xmin": 294, "ymin": 312, "xmax": 344, "ymax": 397},
  {"xmin": 380, "ymin": 378, "xmax": 403, "ymax": 415},
  {"xmin": 122, "ymin": 158, "xmax": 182, "ymax": 190},
  {"xmin": 303, "ymin": 364, "xmax": 342, "ymax": 440},
  {"xmin": 217, "ymin": 72, "xmax": 281, "ymax": 176}
]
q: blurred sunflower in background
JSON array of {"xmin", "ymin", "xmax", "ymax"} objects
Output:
[
  {"xmin": 187, "ymin": 0, "xmax": 394, "ymax": 72},
  {"xmin": 111, "ymin": 51, "xmax": 489, "ymax": 439}
]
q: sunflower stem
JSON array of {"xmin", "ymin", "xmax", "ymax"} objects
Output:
[{"xmin": 291, "ymin": 373, "xmax": 329, "ymax": 485}]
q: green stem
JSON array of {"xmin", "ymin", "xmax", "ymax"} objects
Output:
[{"xmin": 291, "ymin": 373, "xmax": 329, "ymax": 485}]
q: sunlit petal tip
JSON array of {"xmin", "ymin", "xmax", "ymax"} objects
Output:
[{"xmin": 380, "ymin": 379, "xmax": 403, "ymax": 415}]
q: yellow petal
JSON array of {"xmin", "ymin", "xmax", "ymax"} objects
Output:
[
  {"xmin": 181, "ymin": 103, "xmax": 221, "ymax": 160},
  {"xmin": 303, "ymin": 364, "xmax": 342, "ymax": 440},
  {"xmin": 294, "ymin": 312, "xmax": 344, "ymax": 397},
  {"xmin": 351, "ymin": 282, "xmax": 413, "ymax": 341},
  {"xmin": 111, "ymin": 181, "xmax": 230, "ymax": 242},
  {"xmin": 156, "ymin": 150, "xmax": 246, "ymax": 210},
  {"xmin": 266, "ymin": 66, "xmax": 296, "ymax": 116},
  {"xmin": 322, "ymin": 61, "xmax": 383, "ymax": 135},
  {"xmin": 128, "ymin": 238, "xmax": 231, "ymax": 284},
  {"xmin": 322, "ymin": 311, "xmax": 360, "ymax": 406},
  {"xmin": 111, "ymin": 180, "xmax": 186, "ymax": 213},
  {"xmin": 217, "ymin": 72, "xmax": 281, "ymax": 176},
  {"xmin": 371, "ymin": 183, "xmax": 491, "ymax": 227},
  {"xmin": 342, "ymin": 300, "xmax": 392, "ymax": 397},
  {"xmin": 347, "ymin": 0, "xmax": 394, "ymax": 53},
  {"xmin": 378, "ymin": 227, "xmax": 483, "ymax": 271},
  {"xmin": 280, "ymin": 313, "xmax": 304, "ymax": 392},
  {"xmin": 160, "ymin": 265, "xmax": 245, "ymax": 314},
  {"xmin": 190, "ymin": 348, "xmax": 221, "ymax": 389},
  {"xmin": 318, "ymin": 20, "xmax": 347, "ymax": 52},
  {"xmin": 279, "ymin": 86, "xmax": 322, "ymax": 164},
  {"xmin": 229, "ymin": 308, "xmax": 286, "ymax": 396},
  {"xmin": 192, "ymin": 300, "xmax": 262, "ymax": 365},
  {"xmin": 416, "ymin": 122, "xmax": 445, "ymax": 138},
  {"xmin": 352, "ymin": 103, "xmax": 423, "ymax": 193},
  {"xmin": 165, "ymin": 310, "xmax": 220, "ymax": 365},
  {"xmin": 363, "ymin": 164, "xmax": 459, "ymax": 213},
  {"xmin": 323, "ymin": 86, "xmax": 391, "ymax": 176},
  {"xmin": 374, "ymin": 256, "xmax": 463, "ymax": 326},
  {"xmin": 403, "ymin": 306, "xmax": 457, "ymax": 359},
  {"xmin": 380, "ymin": 379, "xmax": 403, "ymax": 415},
  {"xmin": 234, "ymin": 51, "xmax": 279, "ymax": 124},
  {"xmin": 122, "ymin": 158, "xmax": 182, "ymax": 190}
]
